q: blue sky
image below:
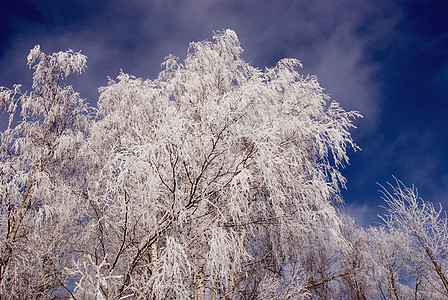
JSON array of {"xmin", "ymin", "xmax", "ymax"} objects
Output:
[{"xmin": 1, "ymin": 0, "xmax": 447, "ymax": 226}]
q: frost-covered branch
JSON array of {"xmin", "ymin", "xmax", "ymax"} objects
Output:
[{"xmin": 1, "ymin": 30, "xmax": 366, "ymax": 299}]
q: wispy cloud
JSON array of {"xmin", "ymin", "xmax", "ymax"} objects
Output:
[
  {"xmin": 1, "ymin": 0, "xmax": 400, "ymax": 119},
  {"xmin": 345, "ymin": 201, "xmax": 382, "ymax": 227}
]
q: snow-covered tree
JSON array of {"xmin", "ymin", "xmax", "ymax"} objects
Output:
[
  {"xmin": 2, "ymin": 29, "xmax": 447, "ymax": 300},
  {"xmin": 1, "ymin": 29, "xmax": 371, "ymax": 299},
  {"xmin": 0, "ymin": 46, "xmax": 90, "ymax": 298},
  {"xmin": 73, "ymin": 29, "xmax": 360, "ymax": 299},
  {"xmin": 368, "ymin": 226, "xmax": 415, "ymax": 299},
  {"xmin": 378, "ymin": 180, "xmax": 448, "ymax": 299}
]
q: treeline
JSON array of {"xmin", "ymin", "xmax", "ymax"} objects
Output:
[{"xmin": 1, "ymin": 30, "xmax": 446, "ymax": 299}]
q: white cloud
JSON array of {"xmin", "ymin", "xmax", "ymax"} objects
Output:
[
  {"xmin": 345, "ymin": 201, "xmax": 382, "ymax": 227},
  {"xmin": 0, "ymin": 0, "xmax": 403, "ymax": 133}
]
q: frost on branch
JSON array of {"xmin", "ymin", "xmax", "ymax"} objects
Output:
[
  {"xmin": 378, "ymin": 180, "xmax": 448, "ymax": 299},
  {"xmin": 79, "ymin": 29, "xmax": 361, "ymax": 299},
  {"xmin": 0, "ymin": 46, "xmax": 89, "ymax": 298},
  {"xmin": 3, "ymin": 30, "xmax": 448, "ymax": 299}
]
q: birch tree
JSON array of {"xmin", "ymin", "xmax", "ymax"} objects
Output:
[
  {"xmin": 2, "ymin": 31, "xmax": 448, "ymax": 300},
  {"xmin": 379, "ymin": 180, "xmax": 448, "ymax": 299},
  {"xmin": 73, "ymin": 29, "xmax": 360, "ymax": 299},
  {"xmin": 1, "ymin": 30, "xmax": 364, "ymax": 299},
  {"xmin": 368, "ymin": 226, "xmax": 415, "ymax": 300},
  {"xmin": 0, "ymin": 46, "xmax": 90, "ymax": 298}
]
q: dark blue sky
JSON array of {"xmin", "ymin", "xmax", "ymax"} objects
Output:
[{"xmin": 1, "ymin": 0, "xmax": 447, "ymax": 226}]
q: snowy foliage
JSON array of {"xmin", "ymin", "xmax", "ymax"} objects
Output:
[
  {"xmin": 377, "ymin": 180, "xmax": 448, "ymax": 299},
  {"xmin": 75, "ymin": 29, "xmax": 360, "ymax": 299},
  {"xmin": 1, "ymin": 45, "xmax": 89, "ymax": 298},
  {"xmin": 1, "ymin": 29, "xmax": 447, "ymax": 299}
]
